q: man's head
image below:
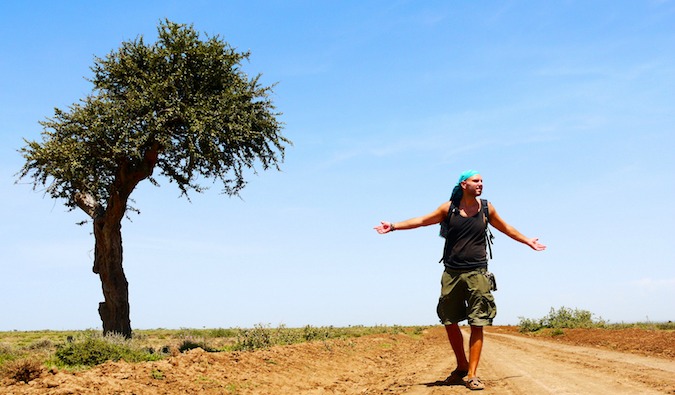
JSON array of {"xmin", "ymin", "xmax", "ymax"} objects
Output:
[
  {"xmin": 460, "ymin": 172, "xmax": 483, "ymax": 197},
  {"xmin": 451, "ymin": 170, "xmax": 482, "ymax": 203}
]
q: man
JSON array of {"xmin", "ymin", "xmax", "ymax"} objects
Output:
[{"xmin": 374, "ymin": 170, "xmax": 546, "ymax": 391}]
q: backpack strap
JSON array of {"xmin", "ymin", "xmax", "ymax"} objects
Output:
[
  {"xmin": 482, "ymin": 199, "xmax": 495, "ymax": 260},
  {"xmin": 438, "ymin": 202, "xmax": 457, "ymax": 263}
]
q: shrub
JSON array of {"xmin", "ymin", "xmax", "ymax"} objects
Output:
[
  {"xmin": 0, "ymin": 343, "xmax": 18, "ymax": 365},
  {"xmin": 518, "ymin": 307, "xmax": 606, "ymax": 333},
  {"xmin": 1, "ymin": 357, "xmax": 43, "ymax": 383},
  {"xmin": 517, "ymin": 317, "xmax": 543, "ymax": 333},
  {"xmin": 178, "ymin": 337, "xmax": 215, "ymax": 353},
  {"xmin": 233, "ymin": 324, "xmax": 274, "ymax": 351},
  {"xmin": 27, "ymin": 339, "xmax": 55, "ymax": 351},
  {"xmin": 208, "ymin": 328, "xmax": 237, "ymax": 338},
  {"xmin": 303, "ymin": 325, "xmax": 332, "ymax": 342},
  {"xmin": 54, "ymin": 333, "xmax": 161, "ymax": 367},
  {"xmin": 543, "ymin": 307, "xmax": 605, "ymax": 328}
]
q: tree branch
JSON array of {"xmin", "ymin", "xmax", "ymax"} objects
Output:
[{"xmin": 75, "ymin": 191, "xmax": 103, "ymax": 219}]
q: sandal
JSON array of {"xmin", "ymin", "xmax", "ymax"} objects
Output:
[
  {"xmin": 443, "ymin": 369, "xmax": 468, "ymax": 385},
  {"xmin": 465, "ymin": 376, "xmax": 485, "ymax": 390}
]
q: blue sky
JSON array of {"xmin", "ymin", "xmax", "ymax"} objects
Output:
[{"xmin": 1, "ymin": 1, "xmax": 673, "ymax": 331}]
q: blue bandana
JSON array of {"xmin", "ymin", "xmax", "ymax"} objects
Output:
[{"xmin": 457, "ymin": 169, "xmax": 479, "ymax": 184}]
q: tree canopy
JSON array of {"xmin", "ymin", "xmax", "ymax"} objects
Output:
[{"xmin": 19, "ymin": 20, "xmax": 289, "ymax": 212}]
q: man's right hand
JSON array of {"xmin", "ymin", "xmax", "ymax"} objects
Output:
[{"xmin": 374, "ymin": 221, "xmax": 394, "ymax": 234}]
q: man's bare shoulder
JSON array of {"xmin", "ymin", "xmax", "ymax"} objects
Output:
[{"xmin": 437, "ymin": 200, "xmax": 452, "ymax": 214}]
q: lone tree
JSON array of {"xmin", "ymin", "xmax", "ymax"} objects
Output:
[{"xmin": 17, "ymin": 20, "xmax": 290, "ymax": 337}]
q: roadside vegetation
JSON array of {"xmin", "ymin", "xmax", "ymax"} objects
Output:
[
  {"xmin": 4, "ymin": 314, "xmax": 672, "ymax": 384},
  {"xmin": 518, "ymin": 306, "xmax": 674, "ymax": 334},
  {"xmin": 0, "ymin": 325, "xmax": 426, "ymax": 383}
]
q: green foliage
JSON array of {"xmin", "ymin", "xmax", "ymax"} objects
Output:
[
  {"xmin": 517, "ymin": 317, "xmax": 543, "ymax": 333},
  {"xmin": 18, "ymin": 18, "xmax": 290, "ymax": 211},
  {"xmin": 0, "ymin": 343, "xmax": 19, "ymax": 366},
  {"xmin": 27, "ymin": 339, "xmax": 55, "ymax": 351},
  {"xmin": 518, "ymin": 307, "xmax": 606, "ymax": 333},
  {"xmin": 604, "ymin": 321, "xmax": 675, "ymax": 330},
  {"xmin": 208, "ymin": 328, "xmax": 238, "ymax": 338},
  {"xmin": 150, "ymin": 369, "xmax": 165, "ymax": 380},
  {"xmin": 653, "ymin": 321, "xmax": 675, "ymax": 330},
  {"xmin": 550, "ymin": 328, "xmax": 565, "ymax": 336},
  {"xmin": 230, "ymin": 324, "xmax": 413, "ymax": 351},
  {"xmin": 302, "ymin": 325, "xmax": 334, "ymax": 342},
  {"xmin": 178, "ymin": 337, "xmax": 215, "ymax": 353},
  {"xmin": 54, "ymin": 333, "xmax": 162, "ymax": 367},
  {"xmin": 232, "ymin": 324, "xmax": 275, "ymax": 351}
]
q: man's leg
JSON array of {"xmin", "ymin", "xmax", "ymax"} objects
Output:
[
  {"xmin": 467, "ymin": 325, "xmax": 484, "ymax": 378},
  {"xmin": 444, "ymin": 323, "xmax": 469, "ymax": 371}
]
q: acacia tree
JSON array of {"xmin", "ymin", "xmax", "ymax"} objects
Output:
[{"xmin": 17, "ymin": 20, "xmax": 290, "ymax": 337}]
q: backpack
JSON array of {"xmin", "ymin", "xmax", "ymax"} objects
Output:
[{"xmin": 439, "ymin": 198, "xmax": 495, "ymax": 260}]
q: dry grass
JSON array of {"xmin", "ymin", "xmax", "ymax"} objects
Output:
[{"xmin": 1, "ymin": 357, "xmax": 44, "ymax": 383}]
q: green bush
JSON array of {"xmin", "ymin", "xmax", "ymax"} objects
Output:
[
  {"xmin": 27, "ymin": 339, "xmax": 55, "ymax": 352},
  {"xmin": 54, "ymin": 333, "xmax": 162, "ymax": 367},
  {"xmin": 208, "ymin": 328, "xmax": 237, "ymax": 338},
  {"xmin": 517, "ymin": 317, "xmax": 543, "ymax": 333},
  {"xmin": 542, "ymin": 306, "xmax": 603, "ymax": 329},
  {"xmin": 178, "ymin": 337, "xmax": 215, "ymax": 352},
  {"xmin": 232, "ymin": 324, "xmax": 275, "ymax": 351},
  {"xmin": 303, "ymin": 325, "xmax": 333, "ymax": 342},
  {"xmin": 0, "ymin": 343, "xmax": 20, "ymax": 366},
  {"xmin": 551, "ymin": 328, "xmax": 565, "ymax": 336},
  {"xmin": 518, "ymin": 307, "xmax": 605, "ymax": 333}
]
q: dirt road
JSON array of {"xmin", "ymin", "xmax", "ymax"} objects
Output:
[
  {"xmin": 459, "ymin": 330, "xmax": 675, "ymax": 394},
  {"xmin": 4, "ymin": 326, "xmax": 675, "ymax": 394}
]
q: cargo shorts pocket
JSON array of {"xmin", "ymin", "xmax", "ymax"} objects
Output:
[{"xmin": 467, "ymin": 292, "xmax": 496, "ymax": 326}]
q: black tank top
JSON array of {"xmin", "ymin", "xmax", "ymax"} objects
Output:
[{"xmin": 442, "ymin": 207, "xmax": 488, "ymax": 270}]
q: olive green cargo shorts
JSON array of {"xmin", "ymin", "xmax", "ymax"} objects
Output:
[{"xmin": 436, "ymin": 268, "xmax": 496, "ymax": 327}]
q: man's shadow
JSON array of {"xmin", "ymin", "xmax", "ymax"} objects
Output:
[
  {"xmin": 424, "ymin": 375, "xmax": 521, "ymax": 387},
  {"xmin": 424, "ymin": 379, "xmax": 463, "ymax": 387}
]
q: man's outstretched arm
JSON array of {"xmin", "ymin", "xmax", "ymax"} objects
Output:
[
  {"xmin": 487, "ymin": 202, "xmax": 546, "ymax": 251},
  {"xmin": 374, "ymin": 201, "xmax": 450, "ymax": 234}
]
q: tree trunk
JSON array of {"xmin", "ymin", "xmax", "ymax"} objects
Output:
[
  {"xmin": 76, "ymin": 144, "xmax": 159, "ymax": 338},
  {"xmin": 93, "ymin": 212, "xmax": 131, "ymax": 338}
]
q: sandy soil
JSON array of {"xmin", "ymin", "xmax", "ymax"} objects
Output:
[{"xmin": 3, "ymin": 326, "xmax": 674, "ymax": 394}]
